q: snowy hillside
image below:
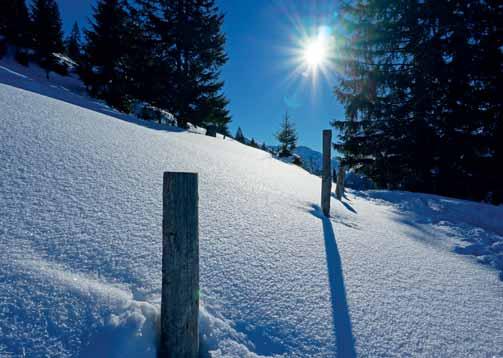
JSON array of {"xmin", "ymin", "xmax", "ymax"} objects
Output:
[{"xmin": 1, "ymin": 58, "xmax": 503, "ymax": 357}]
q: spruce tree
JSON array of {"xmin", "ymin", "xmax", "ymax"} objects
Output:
[
  {"xmin": 235, "ymin": 127, "xmax": 245, "ymax": 143},
  {"xmin": 81, "ymin": 0, "xmax": 130, "ymax": 109},
  {"xmin": 31, "ymin": 0, "xmax": 64, "ymax": 77},
  {"xmin": 275, "ymin": 112, "xmax": 298, "ymax": 157},
  {"xmin": 140, "ymin": 0, "xmax": 231, "ymax": 130},
  {"xmin": 65, "ymin": 22, "xmax": 81, "ymax": 61},
  {"xmin": 0, "ymin": 0, "xmax": 31, "ymax": 48},
  {"xmin": 120, "ymin": 3, "xmax": 164, "ymax": 106},
  {"xmin": 332, "ymin": 0, "xmax": 503, "ymax": 203}
]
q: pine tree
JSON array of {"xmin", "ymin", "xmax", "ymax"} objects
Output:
[
  {"xmin": 235, "ymin": 127, "xmax": 245, "ymax": 143},
  {"xmin": 249, "ymin": 138, "xmax": 258, "ymax": 148},
  {"xmin": 31, "ymin": 0, "xmax": 64, "ymax": 77},
  {"xmin": 81, "ymin": 0, "xmax": 130, "ymax": 109},
  {"xmin": 140, "ymin": 0, "xmax": 231, "ymax": 130},
  {"xmin": 0, "ymin": 0, "xmax": 32, "ymax": 48},
  {"xmin": 275, "ymin": 112, "xmax": 298, "ymax": 157},
  {"xmin": 65, "ymin": 22, "xmax": 81, "ymax": 61},
  {"xmin": 261, "ymin": 142, "xmax": 268, "ymax": 152}
]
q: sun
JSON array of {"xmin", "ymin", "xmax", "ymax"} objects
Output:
[
  {"xmin": 283, "ymin": 24, "xmax": 338, "ymax": 92},
  {"xmin": 303, "ymin": 37, "xmax": 327, "ymax": 67}
]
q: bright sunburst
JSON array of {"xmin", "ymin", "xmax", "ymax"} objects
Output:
[
  {"xmin": 284, "ymin": 24, "xmax": 337, "ymax": 92},
  {"xmin": 303, "ymin": 36, "xmax": 328, "ymax": 68}
]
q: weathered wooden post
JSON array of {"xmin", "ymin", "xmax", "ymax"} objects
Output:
[
  {"xmin": 321, "ymin": 129, "xmax": 332, "ymax": 216},
  {"xmin": 336, "ymin": 166, "xmax": 345, "ymax": 200},
  {"xmin": 206, "ymin": 125, "xmax": 217, "ymax": 137},
  {"xmin": 160, "ymin": 172, "xmax": 199, "ymax": 358}
]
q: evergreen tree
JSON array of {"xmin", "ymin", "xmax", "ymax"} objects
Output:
[
  {"xmin": 0, "ymin": 0, "xmax": 32, "ymax": 48},
  {"xmin": 81, "ymin": 0, "xmax": 130, "ymax": 109},
  {"xmin": 31, "ymin": 0, "xmax": 64, "ymax": 76},
  {"xmin": 261, "ymin": 142, "xmax": 268, "ymax": 152},
  {"xmin": 140, "ymin": 0, "xmax": 231, "ymax": 130},
  {"xmin": 235, "ymin": 127, "xmax": 245, "ymax": 143},
  {"xmin": 275, "ymin": 112, "xmax": 298, "ymax": 157},
  {"xmin": 118, "ymin": 3, "xmax": 162, "ymax": 106},
  {"xmin": 249, "ymin": 138, "xmax": 258, "ymax": 148},
  {"xmin": 332, "ymin": 0, "xmax": 502, "ymax": 203},
  {"xmin": 65, "ymin": 22, "xmax": 81, "ymax": 61}
]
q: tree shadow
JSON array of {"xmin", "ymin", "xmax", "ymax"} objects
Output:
[
  {"xmin": 353, "ymin": 190, "xmax": 503, "ymax": 281},
  {"xmin": 309, "ymin": 204, "xmax": 357, "ymax": 358}
]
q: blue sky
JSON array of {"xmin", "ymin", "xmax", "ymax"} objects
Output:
[{"xmin": 55, "ymin": 0, "xmax": 343, "ymax": 151}]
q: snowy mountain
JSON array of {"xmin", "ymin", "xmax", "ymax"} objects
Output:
[
  {"xmin": 294, "ymin": 145, "xmax": 338, "ymax": 174},
  {"xmin": 1, "ymin": 57, "xmax": 503, "ymax": 357}
]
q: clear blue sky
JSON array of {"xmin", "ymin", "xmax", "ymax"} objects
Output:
[{"xmin": 55, "ymin": 0, "xmax": 344, "ymax": 151}]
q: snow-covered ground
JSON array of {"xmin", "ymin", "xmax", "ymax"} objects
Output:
[{"xmin": 1, "ymin": 57, "xmax": 503, "ymax": 357}]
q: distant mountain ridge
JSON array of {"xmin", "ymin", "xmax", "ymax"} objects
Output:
[
  {"xmin": 293, "ymin": 146, "xmax": 338, "ymax": 175},
  {"xmin": 294, "ymin": 146, "xmax": 375, "ymax": 190}
]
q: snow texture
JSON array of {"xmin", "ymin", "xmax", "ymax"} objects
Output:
[{"xmin": 1, "ymin": 57, "xmax": 503, "ymax": 357}]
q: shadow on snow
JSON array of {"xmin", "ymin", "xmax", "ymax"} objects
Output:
[
  {"xmin": 354, "ymin": 190, "xmax": 503, "ymax": 281},
  {"xmin": 309, "ymin": 204, "xmax": 357, "ymax": 358}
]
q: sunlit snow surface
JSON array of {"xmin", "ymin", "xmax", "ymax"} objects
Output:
[{"xmin": 1, "ymin": 58, "xmax": 503, "ymax": 357}]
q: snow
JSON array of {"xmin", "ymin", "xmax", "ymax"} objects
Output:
[{"xmin": 1, "ymin": 57, "xmax": 503, "ymax": 357}]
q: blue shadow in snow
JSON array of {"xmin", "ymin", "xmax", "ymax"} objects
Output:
[
  {"xmin": 353, "ymin": 190, "xmax": 503, "ymax": 281},
  {"xmin": 309, "ymin": 204, "xmax": 357, "ymax": 358},
  {"xmin": 331, "ymin": 193, "xmax": 357, "ymax": 214}
]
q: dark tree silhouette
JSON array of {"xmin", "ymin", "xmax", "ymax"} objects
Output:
[
  {"xmin": 31, "ymin": 0, "xmax": 64, "ymax": 77},
  {"xmin": 140, "ymin": 0, "xmax": 231, "ymax": 130},
  {"xmin": 65, "ymin": 22, "xmax": 81, "ymax": 61}
]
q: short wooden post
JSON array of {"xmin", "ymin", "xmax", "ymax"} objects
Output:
[
  {"xmin": 160, "ymin": 172, "xmax": 199, "ymax": 358},
  {"xmin": 336, "ymin": 166, "xmax": 345, "ymax": 200},
  {"xmin": 321, "ymin": 129, "xmax": 332, "ymax": 216},
  {"xmin": 206, "ymin": 125, "xmax": 217, "ymax": 137}
]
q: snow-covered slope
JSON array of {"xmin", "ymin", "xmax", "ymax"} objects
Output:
[{"xmin": 1, "ymin": 58, "xmax": 503, "ymax": 358}]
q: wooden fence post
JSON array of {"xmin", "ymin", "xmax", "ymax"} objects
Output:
[
  {"xmin": 160, "ymin": 172, "xmax": 199, "ymax": 358},
  {"xmin": 336, "ymin": 166, "xmax": 345, "ymax": 200},
  {"xmin": 321, "ymin": 130, "xmax": 332, "ymax": 217},
  {"xmin": 206, "ymin": 125, "xmax": 217, "ymax": 137}
]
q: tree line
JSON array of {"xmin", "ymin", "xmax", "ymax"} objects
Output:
[
  {"xmin": 333, "ymin": 0, "xmax": 502, "ymax": 204},
  {"xmin": 0, "ymin": 0, "xmax": 231, "ymax": 132}
]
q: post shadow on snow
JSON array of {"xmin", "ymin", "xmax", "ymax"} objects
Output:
[
  {"xmin": 332, "ymin": 193, "xmax": 358, "ymax": 214},
  {"xmin": 309, "ymin": 204, "xmax": 357, "ymax": 358},
  {"xmin": 0, "ymin": 64, "xmax": 186, "ymax": 134}
]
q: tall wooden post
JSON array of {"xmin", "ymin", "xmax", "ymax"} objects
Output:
[
  {"xmin": 160, "ymin": 172, "xmax": 199, "ymax": 358},
  {"xmin": 321, "ymin": 130, "xmax": 332, "ymax": 217}
]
